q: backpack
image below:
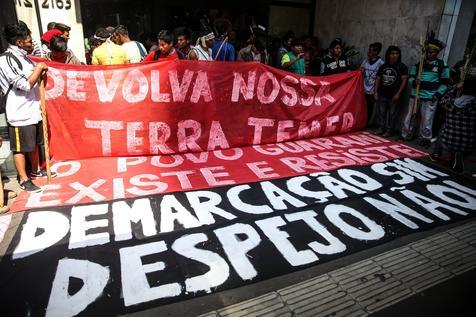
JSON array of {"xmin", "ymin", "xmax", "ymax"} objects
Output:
[
  {"xmin": 134, "ymin": 41, "xmax": 147, "ymax": 59},
  {"xmin": 0, "ymin": 52, "xmax": 23, "ymax": 114}
]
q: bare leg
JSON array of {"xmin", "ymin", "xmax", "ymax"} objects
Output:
[
  {"xmin": 28, "ymin": 147, "xmax": 39, "ymax": 174},
  {"xmin": 13, "ymin": 152, "xmax": 28, "ymax": 182}
]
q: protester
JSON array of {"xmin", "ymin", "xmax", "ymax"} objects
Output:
[
  {"xmin": 374, "ymin": 45, "xmax": 408, "ymax": 136},
  {"xmin": 32, "ymin": 21, "xmax": 56, "ymax": 57},
  {"xmin": 281, "ymin": 39, "xmax": 305, "ymax": 75},
  {"xmin": 33, "ymin": 29, "xmax": 63, "ymax": 57},
  {"xmin": 401, "ymin": 36, "xmax": 449, "ymax": 147},
  {"xmin": 46, "ymin": 36, "xmax": 82, "ymax": 65},
  {"xmin": 303, "ymin": 35, "xmax": 319, "ymax": 75},
  {"xmin": 212, "ymin": 19, "xmax": 235, "ymax": 61},
  {"xmin": 46, "ymin": 22, "xmax": 56, "ymax": 31},
  {"xmin": 105, "ymin": 26, "xmax": 116, "ymax": 35},
  {"xmin": 0, "ymin": 21, "xmax": 57, "ymax": 192},
  {"xmin": 268, "ymin": 36, "xmax": 282, "ymax": 68},
  {"xmin": 451, "ymin": 49, "xmax": 476, "ymax": 86},
  {"xmin": 144, "ymin": 33, "xmax": 158, "ymax": 53},
  {"xmin": 430, "ymin": 79, "xmax": 476, "ymax": 173},
  {"xmin": 229, "ymin": 29, "xmax": 243, "ymax": 55},
  {"xmin": 189, "ymin": 29, "xmax": 215, "ymax": 61},
  {"xmin": 276, "ymin": 32, "xmax": 293, "ymax": 69},
  {"xmin": 175, "ymin": 27, "xmax": 193, "ymax": 60},
  {"xmin": 114, "ymin": 25, "xmax": 147, "ymax": 63},
  {"xmin": 92, "ymin": 28, "xmax": 129, "ymax": 65},
  {"xmin": 54, "ymin": 23, "xmax": 72, "ymax": 42},
  {"xmin": 85, "ymin": 35, "xmax": 102, "ymax": 65},
  {"xmin": 237, "ymin": 37, "xmax": 267, "ymax": 63},
  {"xmin": 143, "ymin": 30, "xmax": 179, "ymax": 62},
  {"xmin": 320, "ymin": 38, "xmax": 351, "ymax": 75},
  {"xmin": 361, "ymin": 42, "xmax": 385, "ymax": 124}
]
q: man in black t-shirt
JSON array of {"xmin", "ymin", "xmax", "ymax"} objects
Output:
[
  {"xmin": 374, "ymin": 45, "xmax": 408, "ymax": 136},
  {"xmin": 320, "ymin": 38, "xmax": 350, "ymax": 76}
]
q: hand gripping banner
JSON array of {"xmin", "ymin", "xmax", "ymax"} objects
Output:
[{"xmin": 43, "ymin": 60, "xmax": 366, "ymax": 160}]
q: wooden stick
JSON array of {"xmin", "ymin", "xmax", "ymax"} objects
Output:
[
  {"xmin": 0, "ymin": 167, "xmax": 4, "ymax": 208},
  {"xmin": 214, "ymin": 36, "xmax": 229, "ymax": 61},
  {"xmin": 457, "ymin": 37, "xmax": 476, "ymax": 96},
  {"xmin": 460, "ymin": 38, "xmax": 476, "ymax": 82},
  {"xmin": 412, "ymin": 35, "xmax": 426, "ymax": 115},
  {"xmin": 39, "ymin": 76, "xmax": 52, "ymax": 184}
]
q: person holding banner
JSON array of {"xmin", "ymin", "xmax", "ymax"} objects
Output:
[
  {"xmin": 54, "ymin": 23, "xmax": 72, "ymax": 43},
  {"xmin": 35, "ymin": 29, "xmax": 63, "ymax": 57},
  {"xmin": 46, "ymin": 36, "xmax": 82, "ymax": 65},
  {"xmin": 401, "ymin": 36, "xmax": 449, "ymax": 147},
  {"xmin": 175, "ymin": 27, "xmax": 193, "ymax": 60},
  {"xmin": 0, "ymin": 22, "xmax": 57, "ymax": 192},
  {"xmin": 144, "ymin": 30, "xmax": 179, "ymax": 62}
]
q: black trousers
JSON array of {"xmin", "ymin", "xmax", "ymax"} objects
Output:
[{"xmin": 365, "ymin": 94, "xmax": 376, "ymax": 126}]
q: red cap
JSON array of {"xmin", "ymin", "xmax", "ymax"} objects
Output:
[{"xmin": 41, "ymin": 29, "xmax": 63, "ymax": 43}]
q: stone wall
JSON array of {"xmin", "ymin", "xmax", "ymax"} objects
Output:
[{"xmin": 313, "ymin": 0, "xmax": 446, "ymax": 67}]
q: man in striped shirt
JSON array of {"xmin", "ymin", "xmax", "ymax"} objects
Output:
[
  {"xmin": 0, "ymin": 22, "xmax": 56, "ymax": 192},
  {"xmin": 401, "ymin": 38, "xmax": 450, "ymax": 147}
]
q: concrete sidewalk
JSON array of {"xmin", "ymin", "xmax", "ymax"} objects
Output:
[
  {"xmin": 127, "ymin": 219, "xmax": 476, "ymax": 317},
  {"xmin": 199, "ymin": 221, "xmax": 476, "ymax": 317}
]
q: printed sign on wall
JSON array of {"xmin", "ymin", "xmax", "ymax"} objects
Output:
[{"xmin": 14, "ymin": 0, "xmax": 86, "ymax": 63}]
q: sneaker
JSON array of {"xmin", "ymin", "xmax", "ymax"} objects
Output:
[
  {"xmin": 429, "ymin": 153, "xmax": 440, "ymax": 162},
  {"xmin": 374, "ymin": 127, "xmax": 385, "ymax": 135},
  {"xmin": 0, "ymin": 205, "xmax": 9, "ymax": 214},
  {"xmin": 19, "ymin": 179, "xmax": 42, "ymax": 193},
  {"xmin": 31, "ymin": 169, "xmax": 57, "ymax": 179},
  {"xmin": 418, "ymin": 139, "xmax": 431, "ymax": 148},
  {"xmin": 5, "ymin": 190, "xmax": 17, "ymax": 199},
  {"xmin": 383, "ymin": 130, "xmax": 393, "ymax": 137},
  {"xmin": 452, "ymin": 153, "xmax": 464, "ymax": 173}
]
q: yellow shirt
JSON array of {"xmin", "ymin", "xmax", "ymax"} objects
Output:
[
  {"xmin": 281, "ymin": 53, "xmax": 291, "ymax": 66},
  {"xmin": 92, "ymin": 41, "xmax": 129, "ymax": 65}
]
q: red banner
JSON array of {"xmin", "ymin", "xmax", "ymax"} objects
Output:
[
  {"xmin": 43, "ymin": 60, "xmax": 366, "ymax": 160},
  {"xmin": 11, "ymin": 132, "xmax": 426, "ymax": 212}
]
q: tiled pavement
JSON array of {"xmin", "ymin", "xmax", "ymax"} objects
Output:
[{"xmin": 198, "ymin": 221, "xmax": 476, "ymax": 317}]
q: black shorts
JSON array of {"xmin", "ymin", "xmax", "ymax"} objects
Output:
[{"xmin": 9, "ymin": 122, "xmax": 44, "ymax": 153}]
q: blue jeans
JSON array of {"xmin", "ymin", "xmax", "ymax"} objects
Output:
[{"xmin": 401, "ymin": 97, "xmax": 438, "ymax": 140}]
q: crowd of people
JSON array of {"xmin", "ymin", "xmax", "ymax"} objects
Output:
[{"xmin": 0, "ymin": 18, "xmax": 474, "ymax": 204}]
